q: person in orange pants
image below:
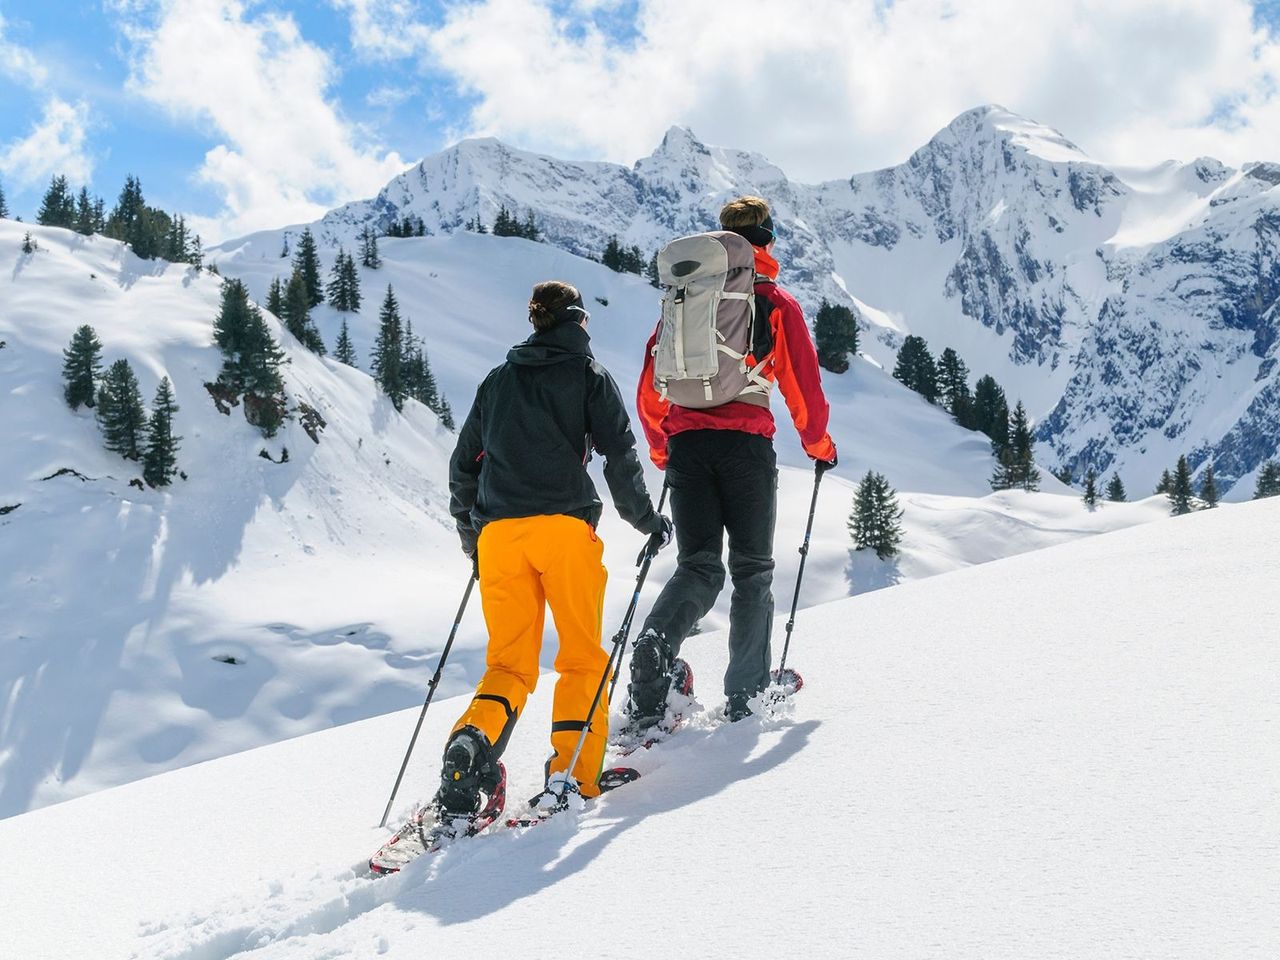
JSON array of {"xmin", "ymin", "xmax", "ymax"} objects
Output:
[{"xmin": 433, "ymin": 280, "xmax": 671, "ymax": 827}]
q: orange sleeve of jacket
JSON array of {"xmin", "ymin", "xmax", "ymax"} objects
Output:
[
  {"xmin": 769, "ymin": 293, "xmax": 836, "ymax": 462},
  {"xmin": 636, "ymin": 321, "xmax": 670, "ymax": 469}
]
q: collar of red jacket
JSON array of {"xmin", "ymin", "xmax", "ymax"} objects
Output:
[{"xmin": 753, "ymin": 246, "xmax": 779, "ymax": 280}]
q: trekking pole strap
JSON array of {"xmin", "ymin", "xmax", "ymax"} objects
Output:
[{"xmin": 379, "ymin": 573, "xmax": 477, "ymax": 828}]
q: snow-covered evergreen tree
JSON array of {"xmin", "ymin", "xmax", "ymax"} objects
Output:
[
  {"xmin": 96, "ymin": 358, "xmax": 147, "ymax": 460},
  {"xmin": 360, "ymin": 225, "xmax": 381, "ymax": 269},
  {"xmin": 849, "ymin": 471, "xmax": 905, "ymax": 560},
  {"xmin": 0, "ymin": 177, "xmax": 8, "ymax": 219},
  {"xmin": 142, "ymin": 377, "xmax": 181, "ymax": 488},
  {"xmin": 1155, "ymin": 468, "xmax": 1174, "ymax": 495},
  {"xmin": 62, "ymin": 324, "xmax": 104, "ymax": 410}
]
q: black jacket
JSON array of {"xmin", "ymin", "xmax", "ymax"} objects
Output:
[{"xmin": 449, "ymin": 322, "xmax": 659, "ymax": 547}]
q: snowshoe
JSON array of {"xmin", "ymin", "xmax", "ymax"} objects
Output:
[
  {"xmin": 507, "ymin": 767, "xmax": 641, "ymax": 828},
  {"xmin": 369, "ymin": 762, "xmax": 507, "ymax": 875}
]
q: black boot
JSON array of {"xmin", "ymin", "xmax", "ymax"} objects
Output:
[
  {"xmin": 625, "ymin": 629, "xmax": 673, "ymax": 728},
  {"xmin": 725, "ymin": 692, "xmax": 753, "ymax": 723},
  {"xmin": 431, "ymin": 726, "xmax": 502, "ymax": 823}
]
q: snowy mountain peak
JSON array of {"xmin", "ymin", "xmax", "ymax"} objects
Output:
[
  {"xmin": 648, "ymin": 124, "xmax": 712, "ymax": 161},
  {"xmin": 941, "ymin": 103, "xmax": 1092, "ymax": 164}
]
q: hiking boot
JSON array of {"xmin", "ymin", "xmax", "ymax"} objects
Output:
[
  {"xmin": 625, "ymin": 629, "xmax": 672, "ymax": 727},
  {"xmin": 431, "ymin": 726, "xmax": 501, "ymax": 820},
  {"xmin": 725, "ymin": 692, "xmax": 753, "ymax": 723}
]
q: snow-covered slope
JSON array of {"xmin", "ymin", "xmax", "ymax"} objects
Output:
[
  {"xmin": 2, "ymin": 498, "xmax": 1274, "ymax": 960},
  {"xmin": 2, "ymin": 217, "xmax": 1171, "ymax": 821},
  {"xmin": 215, "ymin": 105, "xmax": 1280, "ymax": 497}
]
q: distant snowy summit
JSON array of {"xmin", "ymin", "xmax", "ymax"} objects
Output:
[{"xmin": 215, "ymin": 105, "xmax": 1280, "ymax": 496}]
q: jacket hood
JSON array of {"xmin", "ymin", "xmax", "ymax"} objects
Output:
[{"xmin": 506, "ymin": 320, "xmax": 594, "ymax": 366}]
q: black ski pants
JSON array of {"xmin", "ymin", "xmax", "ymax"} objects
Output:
[{"xmin": 641, "ymin": 430, "xmax": 777, "ymax": 697}]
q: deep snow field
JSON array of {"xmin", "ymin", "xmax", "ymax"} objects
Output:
[
  {"xmin": 1, "ymin": 218, "xmax": 1169, "ymax": 823},
  {"xmin": 0, "ymin": 496, "xmax": 1275, "ymax": 959}
]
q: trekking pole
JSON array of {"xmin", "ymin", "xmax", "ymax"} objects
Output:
[
  {"xmin": 775, "ymin": 463, "xmax": 825, "ymax": 681},
  {"xmin": 607, "ymin": 481, "xmax": 669, "ymax": 704},
  {"xmin": 378, "ymin": 572, "xmax": 478, "ymax": 828},
  {"xmin": 558, "ymin": 483, "xmax": 669, "ymax": 801}
]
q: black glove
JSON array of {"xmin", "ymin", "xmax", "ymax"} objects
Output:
[
  {"xmin": 636, "ymin": 514, "xmax": 674, "ymax": 566},
  {"xmin": 459, "ymin": 524, "xmax": 479, "ymax": 577},
  {"xmin": 815, "ymin": 449, "xmax": 838, "ymax": 474}
]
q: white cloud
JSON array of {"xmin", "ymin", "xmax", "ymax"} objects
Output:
[
  {"xmin": 115, "ymin": 0, "xmax": 410, "ymax": 241},
  {"xmin": 414, "ymin": 0, "xmax": 1280, "ymax": 179},
  {"xmin": 329, "ymin": 0, "xmax": 433, "ymax": 61},
  {"xmin": 0, "ymin": 12, "xmax": 49, "ymax": 87},
  {"xmin": 0, "ymin": 97, "xmax": 93, "ymax": 188}
]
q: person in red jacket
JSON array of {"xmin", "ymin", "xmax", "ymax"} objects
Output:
[{"xmin": 628, "ymin": 195, "xmax": 837, "ymax": 725}]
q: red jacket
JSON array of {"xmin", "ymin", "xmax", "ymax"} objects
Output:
[{"xmin": 637, "ymin": 246, "xmax": 836, "ymax": 469}]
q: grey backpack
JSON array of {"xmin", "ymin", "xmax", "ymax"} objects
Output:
[{"xmin": 652, "ymin": 231, "xmax": 773, "ymax": 409}]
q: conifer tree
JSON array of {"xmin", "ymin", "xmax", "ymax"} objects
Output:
[
  {"xmin": 326, "ymin": 248, "xmax": 352, "ymax": 310},
  {"xmin": 848, "ymin": 471, "xmax": 905, "ymax": 560},
  {"xmin": 646, "ymin": 250, "xmax": 660, "ymax": 288},
  {"xmin": 1155, "ymin": 468, "xmax": 1174, "ymax": 495},
  {"xmin": 96, "ymin": 358, "xmax": 147, "ymax": 460},
  {"xmin": 1051, "ymin": 466, "xmax": 1073, "ymax": 485},
  {"xmin": 143, "ymin": 377, "xmax": 181, "ymax": 487},
  {"xmin": 214, "ymin": 278, "xmax": 255, "ymax": 372},
  {"xmin": 1106, "ymin": 473, "xmax": 1127, "ymax": 502},
  {"xmin": 106, "ymin": 175, "xmax": 154, "ymax": 258},
  {"xmin": 814, "ymin": 300, "xmax": 859, "ymax": 374},
  {"xmin": 971, "ymin": 375, "xmax": 1008, "ymax": 441},
  {"xmin": 37, "ymin": 175, "xmax": 76, "ymax": 228},
  {"xmin": 188, "ymin": 234, "xmax": 204, "ymax": 269},
  {"xmin": 265, "ymin": 276, "xmax": 285, "ymax": 318},
  {"xmin": 342, "ymin": 251, "xmax": 361, "ymax": 311},
  {"xmin": 1254, "ymin": 460, "xmax": 1280, "ymax": 499},
  {"xmin": 937, "ymin": 348, "xmax": 972, "ymax": 420},
  {"xmin": 522, "ymin": 209, "xmax": 540, "ymax": 241},
  {"xmin": 75, "ymin": 187, "xmax": 95, "ymax": 235},
  {"xmin": 92, "ymin": 196, "xmax": 106, "ymax": 234},
  {"xmin": 437, "ymin": 396, "xmax": 456, "ymax": 431},
  {"xmin": 292, "ymin": 227, "xmax": 324, "ymax": 307},
  {"xmin": 372, "ymin": 285, "xmax": 406, "ymax": 410},
  {"xmin": 1199, "ymin": 462, "xmax": 1219, "ymax": 508},
  {"xmin": 360, "ymin": 225, "xmax": 382, "ymax": 268},
  {"xmin": 241, "ymin": 306, "xmax": 287, "ymax": 436},
  {"xmin": 0, "ymin": 177, "xmax": 8, "ymax": 219},
  {"xmin": 892, "ymin": 335, "xmax": 938, "ymax": 403},
  {"xmin": 492, "ymin": 205, "xmax": 516, "ymax": 237},
  {"xmin": 284, "ymin": 270, "xmax": 325, "ymax": 354},
  {"xmin": 281, "ymin": 235, "xmax": 290, "ymax": 258},
  {"xmin": 1082, "ymin": 468, "xmax": 1099, "ymax": 508},
  {"xmin": 62, "ymin": 324, "xmax": 104, "ymax": 410},
  {"xmin": 1006, "ymin": 401, "xmax": 1040, "ymax": 491},
  {"xmin": 1168, "ymin": 455, "xmax": 1194, "ymax": 515},
  {"xmin": 602, "ymin": 236, "xmax": 621, "ymax": 271},
  {"xmin": 334, "ymin": 318, "xmax": 357, "ymax": 366},
  {"xmin": 21, "ymin": 231, "xmax": 35, "ymax": 254}
]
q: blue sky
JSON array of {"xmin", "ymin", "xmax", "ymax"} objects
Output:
[{"xmin": 5, "ymin": 1, "xmax": 1280, "ymax": 241}]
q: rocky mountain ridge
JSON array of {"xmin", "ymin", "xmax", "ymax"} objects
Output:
[{"xmin": 214, "ymin": 105, "xmax": 1280, "ymax": 495}]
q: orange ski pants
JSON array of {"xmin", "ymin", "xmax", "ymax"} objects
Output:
[{"xmin": 450, "ymin": 515, "xmax": 610, "ymax": 797}]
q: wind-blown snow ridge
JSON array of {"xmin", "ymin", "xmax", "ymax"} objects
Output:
[{"xmin": 2, "ymin": 498, "xmax": 1274, "ymax": 959}]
